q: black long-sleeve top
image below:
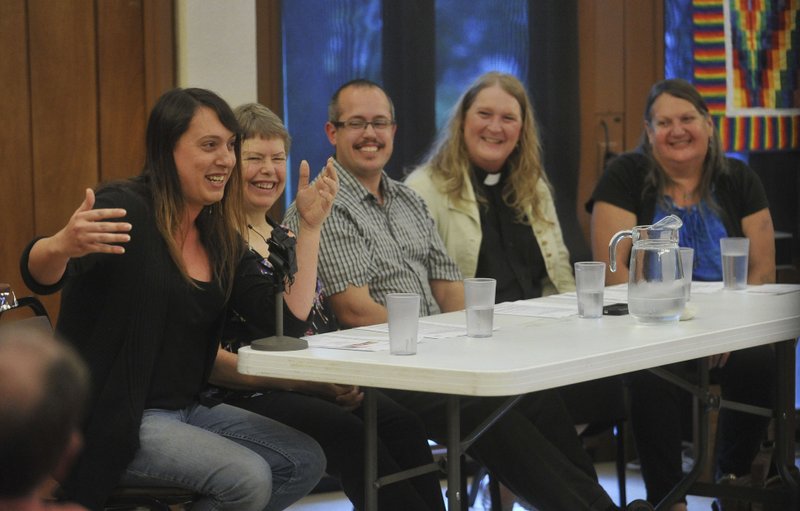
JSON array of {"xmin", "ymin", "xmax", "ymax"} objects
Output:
[{"xmin": 20, "ymin": 177, "xmax": 307, "ymax": 509}]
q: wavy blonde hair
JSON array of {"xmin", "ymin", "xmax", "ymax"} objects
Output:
[{"xmin": 422, "ymin": 72, "xmax": 551, "ymax": 224}]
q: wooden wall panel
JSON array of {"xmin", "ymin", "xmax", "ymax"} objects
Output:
[
  {"xmin": 28, "ymin": 0, "xmax": 98, "ymax": 316},
  {"xmin": 256, "ymin": 0, "xmax": 283, "ymax": 117},
  {"xmin": 29, "ymin": 0, "xmax": 98, "ymax": 232},
  {"xmin": 0, "ymin": 0, "xmax": 33, "ymax": 297},
  {"xmin": 623, "ymin": 0, "xmax": 664, "ymax": 150},
  {"xmin": 98, "ymin": 0, "xmax": 147, "ymax": 182},
  {"xmin": 594, "ymin": 0, "xmax": 625, "ymax": 114},
  {"xmin": 576, "ymin": 0, "xmax": 664, "ymax": 243},
  {"xmin": 143, "ymin": 0, "xmax": 176, "ymax": 112},
  {"xmin": 256, "ymin": 0, "xmax": 284, "ymax": 219},
  {"xmin": 4, "ymin": 0, "xmax": 174, "ymax": 320}
]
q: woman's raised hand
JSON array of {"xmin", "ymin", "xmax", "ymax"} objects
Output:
[
  {"xmin": 295, "ymin": 157, "xmax": 339, "ymax": 231},
  {"xmin": 53, "ymin": 188, "xmax": 132, "ymax": 258}
]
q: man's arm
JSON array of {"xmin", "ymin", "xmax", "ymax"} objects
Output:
[
  {"xmin": 430, "ymin": 279, "xmax": 464, "ymax": 312},
  {"xmin": 327, "ymin": 284, "xmax": 388, "ymax": 328}
]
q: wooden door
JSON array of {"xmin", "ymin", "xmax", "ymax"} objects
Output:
[{"xmin": 0, "ymin": 0, "xmax": 174, "ymax": 322}]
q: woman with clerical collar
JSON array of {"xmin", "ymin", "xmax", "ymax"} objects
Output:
[{"xmin": 406, "ymin": 71, "xmax": 575, "ymax": 303}]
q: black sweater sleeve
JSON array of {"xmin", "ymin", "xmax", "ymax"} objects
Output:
[{"xmin": 229, "ymin": 249, "xmax": 310, "ymax": 339}]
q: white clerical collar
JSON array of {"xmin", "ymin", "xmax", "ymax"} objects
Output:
[{"xmin": 483, "ymin": 172, "xmax": 501, "ymax": 186}]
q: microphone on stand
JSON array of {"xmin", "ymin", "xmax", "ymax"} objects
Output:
[{"xmin": 250, "ymin": 224, "xmax": 308, "ymax": 351}]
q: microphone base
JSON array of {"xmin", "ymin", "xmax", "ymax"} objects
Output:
[{"xmin": 250, "ymin": 335, "xmax": 308, "ymax": 351}]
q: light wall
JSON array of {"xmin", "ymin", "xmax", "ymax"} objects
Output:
[{"xmin": 176, "ymin": 0, "xmax": 259, "ymax": 107}]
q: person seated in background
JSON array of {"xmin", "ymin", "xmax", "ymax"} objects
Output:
[
  {"xmin": 20, "ymin": 88, "xmax": 325, "ymax": 510},
  {"xmin": 285, "ymin": 78, "xmax": 654, "ymax": 511},
  {"xmin": 287, "ymin": 79, "xmax": 466, "ymax": 324},
  {"xmin": 406, "ymin": 71, "xmax": 575, "ymax": 300},
  {"xmin": 406, "ymin": 70, "xmax": 628, "ymax": 510},
  {"xmin": 0, "ymin": 324, "xmax": 89, "ymax": 511},
  {"xmin": 207, "ymin": 102, "xmax": 446, "ymax": 511},
  {"xmin": 587, "ymin": 78, "xmax": 775, "ymax": 510}
]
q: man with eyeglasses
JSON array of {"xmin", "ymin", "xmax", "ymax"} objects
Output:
[
  {"xmin": 285, "ymin": 79, "xmax": 652, "ymax": 511},
  {"xmin": 287, "ymin": 78, "xmax": 465, "ymax": 326}
]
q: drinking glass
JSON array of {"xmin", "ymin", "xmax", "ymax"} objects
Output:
[
  {"xmin": 464, "ymin": 278, "xmax": 496, "ymax": 337},
  {"xmin": 387, "ymin": 293, "xmax": 420, "ymax": 355},
  {"xmin": 720, "ymin": 238, "xmax": 749, "ymax": 290},
  {"xmin": 574, "ymin": 262, "xmax": 606, "ymax": 318}
]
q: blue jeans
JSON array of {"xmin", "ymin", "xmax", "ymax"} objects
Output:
[{"xmin": 118, "ymin": 402, "xmax": 326, "ymax": 511}]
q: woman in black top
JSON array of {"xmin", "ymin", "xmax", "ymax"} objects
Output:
[
  {"xmin": 588, "ymin": 79, "xmax": 775, "ymax": 510},
  {"xmin": 21, "ymin": 88, "xmax": 326, "ymax": 510},
  {"xmin": 208, "ymin": 102, "xmax": 446, "ymax": 511}
]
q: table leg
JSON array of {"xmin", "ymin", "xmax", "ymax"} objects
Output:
[
  {"xmin": 653, "ymin": 340, "xmax": 799, "ymax": 510},
  {"xmin": 773, "ymin": 339, "xmax": 798, "ymax": 497},
  {"xmin": 654, "ymin": 357, "xmax": 711, "ymax": 511},
  {"xmin": 447, "ymin": 394, "xmax": 461, "ymax": 510},
  {"xmin": 364, "ymin": 388, "xmax": 377, "ymax": 511}
]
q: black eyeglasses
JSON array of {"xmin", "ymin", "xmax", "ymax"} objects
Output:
[{"xmin": 332, "ymin": 118, "xmax": 395, "ymax": 131}]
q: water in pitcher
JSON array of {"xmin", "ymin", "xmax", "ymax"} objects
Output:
[
  {"xmin": 609, "ymin": 215, "xmax": 686, "ymax": 324},
  {"xmin": 628, "ymin": 280, "xmax": 685, "ymax": 323}
]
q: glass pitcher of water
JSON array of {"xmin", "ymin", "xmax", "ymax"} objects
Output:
[{"xmin": 608, "ymin": 215, "xmax": 686, "ymax": 323}]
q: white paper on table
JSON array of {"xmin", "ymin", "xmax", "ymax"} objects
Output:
[
  {"xmin": 494, "ymin": 298, "xmax": 575, "ymax": 318},
  {"xmin": 362, "ymin": 321, "xmax": 467, "ymax": 339},
  {"xmin": 304, "ymin": 328, "xmax": 389, "ymax": 351},
  {"xmin": 682, "ymin": 281, "xmax": 800, "ymax": 295},
  {"xmin": 417, "ymin": 320, "xmax": 468, "ymax": 338},
  {"xmin": 689, "ymin": 281, "xmax": 724, "ymax": 294},
  {"xmin": 744, "ymin": 283, "xmax": 800, "ymax": 295}
]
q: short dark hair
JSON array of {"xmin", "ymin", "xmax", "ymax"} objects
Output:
[
  {"xmin": 327, "ymin": 78, "xmax": 395, "ymax": 123},
  {"xmin": 0, "ymin": 327, "xmax": 89, "ymax": 497}
]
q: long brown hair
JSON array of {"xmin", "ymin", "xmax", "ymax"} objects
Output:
[
  {"xmin": 639, "ymin": 78, "xmax": 727, "ymax": 211},
  {"xmin": 421, "ymin": 71, "xmax": 551, "ymax": 224},
  {"xmin": 142, "ymin": 88, "xmax": 246, "ymax": 297}
]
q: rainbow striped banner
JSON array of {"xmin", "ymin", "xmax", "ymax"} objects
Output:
[{"xmin": 693, "ymin": 0, "xmax": 799, "ymax": 151}]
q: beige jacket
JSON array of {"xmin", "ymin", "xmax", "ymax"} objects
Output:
[{"xmin": 405, "ymin": 165, "xmax": 575, "ymax": 296}]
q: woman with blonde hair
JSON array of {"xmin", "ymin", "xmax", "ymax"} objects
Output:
[
  {"xmin": 401, "ymin": 72, "xmax": 649, "ymax": 511},
  {"xmin": 406, "ymin": 71, "xmax": 574, "ymax": 301}
]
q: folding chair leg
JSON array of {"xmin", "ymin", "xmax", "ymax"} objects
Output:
[{"xmin": 615, "ymin": 421, "xmax": 627, "ymax": 506}]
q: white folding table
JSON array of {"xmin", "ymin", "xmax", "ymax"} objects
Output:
[{"xmin": 238, "ymin": 288, "xmax": 800, "ymax": 510}]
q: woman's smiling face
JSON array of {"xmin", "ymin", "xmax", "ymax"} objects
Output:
[
  {"xmin": 172, "ymin": 106, "xmax": 237, "ymax": 215},
  {"xmin": 646, "ymin": 93, "xmax": 714, "ymax": 172},
  {"xmin": 241, "ymin": 135, "xmax": 287, "ymax": 213},
  {"xmin": 463, "ymin": 84, "xmax": 522, "ymax": 173}
]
